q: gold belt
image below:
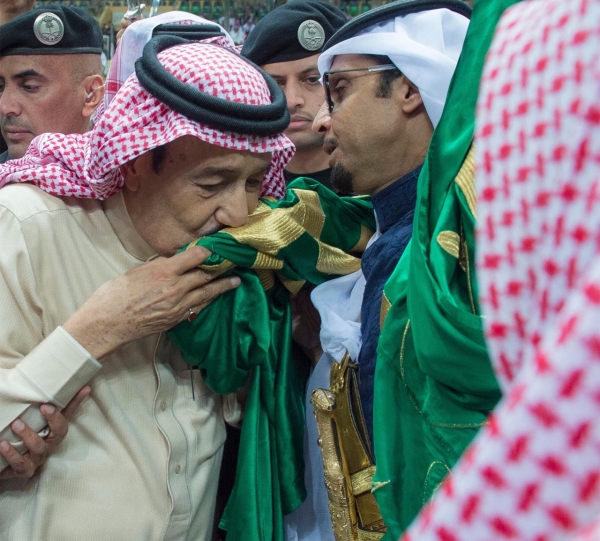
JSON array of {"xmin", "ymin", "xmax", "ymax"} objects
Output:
[{"xmin": 311, "ymin": 353, "xmax": 387, "ymax": 541}]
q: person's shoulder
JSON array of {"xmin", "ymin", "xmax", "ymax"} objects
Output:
[{"xmin": 0, "ymin": 184, "xmax": 99, "ymax": 223}]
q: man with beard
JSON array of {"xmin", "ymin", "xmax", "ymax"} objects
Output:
[
  {"xmin": 293, "ymin": 1, "xmax": 471, "ymax": 538},
  {"xmin": 0, "ymin": 6, "xmax": 104, "ymax": 163},
  {"xmin": 241, "ymin": 0, "xmax": 347, "ymax": 193}
]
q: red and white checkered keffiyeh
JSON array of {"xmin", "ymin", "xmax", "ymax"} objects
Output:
[
  {"xmin": 0, "ymin": 41, "xmax": 293, "ymax": 199},
  {"xmin": 402, "ymin": 0, "xmax": 600, "ymax": 540},
  {"xmin": 97, "ymin": 11, "xmax": 234, "ymax": 120}
]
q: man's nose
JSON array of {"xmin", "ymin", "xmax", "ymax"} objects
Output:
[
  {"xmin": 0, "ymin": 87, "xmax": 20, "ymax": 117},
  {"xmin": 216, "ymin": 185, "xmax": 251, "ymax": 229},
  {"xmin": 285, "ymin": 80, "xmax": 304, "ymax": 111},
  {"xmin": 312, "ymin": 101, "xmax": 331, "ymax": 136}
]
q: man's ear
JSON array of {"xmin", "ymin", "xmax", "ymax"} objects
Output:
[
  {"xmin": 399, "ymin": 77, "xmax": 424, "ymax": 115},
  {"xmin": 81, "ymin": 74, "xmax": 105, "ymax": 118},
  {"xmin": 119, "ymin": 154, "xmax": 149, "ymax": 192}
]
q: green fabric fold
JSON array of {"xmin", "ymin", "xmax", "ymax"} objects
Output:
[
  {"xmin": 371, "ymin": 0, "xmax": 520, "ymax": 537},
  {"xmin": 167, "ymin": 178, "xmax": 375, "ymax": 541}
]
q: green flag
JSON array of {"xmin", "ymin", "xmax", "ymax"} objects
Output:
[
  {"xmin": 167, "ymin": 178, "xmax": 375, "ymax": 541},
  {"xmin": 371, "ymin": 0, "xmax": 521, "ymax": 537}
]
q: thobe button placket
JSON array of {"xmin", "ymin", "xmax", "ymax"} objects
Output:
[
  {"xmin": 160, "ymin": 400, "xmax": 167, "ymax": 411},
  {"xmin": 174, "ymin": 464, "xmax": 181, "ymax": 474}
]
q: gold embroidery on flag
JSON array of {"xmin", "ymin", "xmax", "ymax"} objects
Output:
[
  {"xmin": 454, "ymin": 146, "xmax": 477, "ymax": 219},
  {"xmin": 436, "ymin": 231, "xmax": 461, "ymax": 259},
  {"xmin": 380, "ymin": 293, "xmax": 391, "ymax": 329},
  {"xmin": 223, "ymin": 188, "xmax": 326, "ymax": 252},
  {"xmin": 351, "ymin": 224, "xmax": 373, "ymax": 253},
  {"xmin": 253, "ymin": 251, "xmax": 284, "ymax": 270},
  {"xmin": 316, "ymin": 245, "xmax": 362, "ymax": 275},
  {"xmin": 255, "ymin": 269, "xmax": 276, "ymax": 291},
  {"xmin": 278, "ymin": 275, "xmax": 305, "ymax": 294}
]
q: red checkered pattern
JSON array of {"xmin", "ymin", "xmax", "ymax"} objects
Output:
[
  {"xmin": 402, "ymin": 0, "xmax": 600, "ymax": 539},
  {"xmin": 97, "ymin": 13, "xmax": 233, "ymax": 120},
  {"xmin": 0, "ymin": 42, "xmax": 293, "ymax": 199}
]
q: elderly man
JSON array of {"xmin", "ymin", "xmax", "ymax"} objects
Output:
[
  {"xmin": 0, "ymin": 6, "xmax": 104, "ymax": 162},
  {"xmin": 286, "ymin": 1, "xmax": 471, "ymax": 539},
  {"xmin": 0, "ymin": 35, "xmax": 292, "ymax": 541},
  {"xmin": 242, "ymin": 0, "xmax": 347, "ymax": 191}
]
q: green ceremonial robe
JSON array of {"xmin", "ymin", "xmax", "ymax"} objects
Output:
[
  {"xmin": 371, "ymin": 0, "xmax": 521, "ymax": 537},
  {"xmin": 167, "ymin": 178, "xmax": 375, "ymax": 541}
]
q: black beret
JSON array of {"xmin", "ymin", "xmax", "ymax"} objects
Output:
[
  {"xmin": 0, "ymin": 5, "xmax": 103, "ymax": 57},
  {"xmin": 324, "ymin": 0, "xmax": 471, "ymax": 51},
  {"xmin": 241, "ymin": 0, "xmax": 347, "ymax": 66}
]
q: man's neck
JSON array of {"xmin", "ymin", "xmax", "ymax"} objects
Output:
[{"xmin": 285, "ymin": 147, "xmax": 331, "ymax": 176}]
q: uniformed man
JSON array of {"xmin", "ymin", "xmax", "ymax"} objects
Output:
[
  {"xmin": 0, "ymin": 5, "xmax": 104, "ymax": 163},
  {"xmin": 241, "ymin": 0, "xmax": 347, "ymax": 192},
  {"xmin": 0, "ymin": 0, "xmax": 34, "ymax": 156}
]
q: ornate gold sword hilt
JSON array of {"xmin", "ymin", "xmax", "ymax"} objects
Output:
[{"xmin": 311, "ymin": 388, "xmax": 357, "ymax": 541}]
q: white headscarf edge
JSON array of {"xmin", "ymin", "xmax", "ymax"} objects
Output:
[{"xmin": 317, "ymin": 8, "xmax": 469, "ymax": 127}]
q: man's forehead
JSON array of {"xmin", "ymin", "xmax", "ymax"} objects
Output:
[
  {"xmin": 261, "ymin": 54, "xmax": 321, "ymax": 78},
  {"xmin": 330, "ymin": 54, "xmax": 377, "ymax": 72},
  {"xmin": 0, "ymin": 54, "xmax": 66, "ymax": 77}
]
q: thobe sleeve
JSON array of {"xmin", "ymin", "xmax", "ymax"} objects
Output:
[
  {"xmin": 401, "ymin": 258, "xmax": 600, "ymax": 541},
  {"xmin": 0, "ymin": 205, "xmax": 100, "ymax": 471}
]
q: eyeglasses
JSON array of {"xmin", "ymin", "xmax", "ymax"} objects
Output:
[{"xmin": 323, "ymin": 64, "xmax": 399, "ymax": 113}]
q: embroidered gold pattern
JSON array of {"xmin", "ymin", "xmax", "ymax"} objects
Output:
[
  {"xmin": 190, "ymin": 188, "xmax": 364, "ymax": 281},
  {"xmin": 253, "ymin": 251, "xmax": 284, "ymax": 270},
  {"xmin": 351, "ymin": 224, "xmax": 374, "ymax": 253},
  {"xmin": 316, "ymin": 245, "xmax": 362, "ymax": 275},
  {"xmin": 278, "ymin": 275, "xmax": 305, "ymax": 294},
  {"xmin": 371, "ymin": 480, "xmax": 391, "ymax": 493},
  {"xmin": 459, "ymin": 225, "xmax": 477, "ymax": 314},
  {"xmin": 223, "ymin": 189, "xmax": 325, "ymax": 251},
  {"xmin": 255, "ymin": 269, "xmax": 275, "ymax": 291},
  {"xmin": 454, "ymin": 146, "xmax": 477, "ymax": 219},
  {"xmin": 379, "ymin": 293, "xmax": 391, "ymax": 330},
  {"xmin": 422, "ymin": 461, "xmax": 452, "ymax": 504},
  {"xmin": 436, "ymin": 231, "xmax": 461, "ymax": 260}
]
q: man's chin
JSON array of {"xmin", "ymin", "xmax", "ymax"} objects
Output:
[
  {"xmin": 6, "ymin": 143, "xmax": 29, "ymax": 160},
  {"xmin": 331, "ymin": 163, "xmax": 355, "ymax": 195},
  {"xmin": 285, "ymin": 132, "xmax": 324, "ymax": 153}
]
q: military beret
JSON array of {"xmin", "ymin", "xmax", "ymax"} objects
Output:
[
  {"xmin": 0, "ymin": 5, "xmax": 103, "ymax": 57},
  {"xmin": 241, "ymin": 0, "xmax": 347, "ymax": 66},
  {"xmin": 324, "ymin": 0, "xmax": 471, "ymax": 50}
]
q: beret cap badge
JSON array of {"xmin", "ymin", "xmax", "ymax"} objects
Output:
[
  {"xmin": 297, "ymin": 20, "xmax": 325, "ymax": 52},
  {"xmin": 33, "ymin": 12, "xmax": 65, "ymax": 46}
]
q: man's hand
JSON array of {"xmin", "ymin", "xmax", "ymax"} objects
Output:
[
  {"xmin": 115, "ymin": 16, "xmax": 135, "ymax": 47},
  {"xmin": 0, "ymin": 386, "xmax": 91, "ymax": 479},
  {"xmin": 63, "ymin": 246, "xmax": 240, "ymax": 360}
]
